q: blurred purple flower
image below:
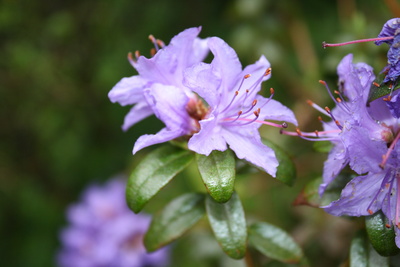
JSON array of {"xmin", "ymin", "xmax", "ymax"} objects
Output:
[
  {"xmin": 375, "ymin": 18, "xmax": 400, "ymax": 83},
  {"xmin": 58, "ymin": 178, "xmax": 169, "ymax": 267},
  {"xmin": 183, "ymin": 37, "xmax": 297, "ymax": 176},
  {"xmin": 108, "ymin": 27, "xmax": 209, "ymax": 131}
]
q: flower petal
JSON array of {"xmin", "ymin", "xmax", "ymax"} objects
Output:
[
  {"xmin": 222, "ymin": 128, "xmax": 278, "ymax": 176},
  {"xmin": 133, "ymin": 128, "xmax": 187, "ymax": 154},
  {"xmin": 122, "ymin": 103, "xmax": 154, "ymax": 131},
  {"xmin": 136, "ymin": 27, "xmax": 207, "ymax": 87},
  {"xmin": 183, "ymin": 62, "xmax": 222, "ymax": 107},
  {"xmin": 323, "ymin": 173, "xmax": 386, "ymax": 216},
  {"xmin": 188, "ymin": 118, "xmax": 227, "ymax": 155},
  {"xmin": 342, "ymin": 126, "xmax": 387, "ymax": 174},
  {"xmin": 208, "ymin": 37, "xmax": 242, "ymax": 92},
  {"xmin": 319, "ymin": 143, "xmax": 348, "ymax": 196},
  {"xmin": 108, "ymin": 76, "xmax": 148, "ymax": 106},
  {"xmin": 144, "ymin": 83, "xmax": 192, "ymax": 130},
  {"xmin": 258, "ymin": 98, "xmax": 298, "ymax": 126},
  {"xmin": 375, "ymin": 18, "xmax": 400, "ymax": 45}
]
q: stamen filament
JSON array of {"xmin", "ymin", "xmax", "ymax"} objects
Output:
[
  {"xmin": 380, "ymin": 130, "xmax": 400, "ymax": 168},
  {"xmin": 322, "ymin": 36, "xmax": 394, "ymax": 48},
  {"xmin": 306, "ymin": 100, "xmax": 330, "ymax": 116}
]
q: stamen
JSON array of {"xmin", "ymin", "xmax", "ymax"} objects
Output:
[
  {"xmin": 307, "ymin": 99, "xmax": 330, "ymax": 116},
  {"xmin": 324, "ymin": 107, "xmax": 343, "ymax": 130},
  {"xmin": 156, "ymin": 39, "xmax": 165, "ymax": 48},
  {"xmin": 373, "ymin": 82, "xmax": 380, "ymax": 87},
  {"xmin": 150, "ymin": 48, "xmax": 156, "ymax": 57},
  {"xmin": 258, "ymin": 88, "xmax": 275, "ymax": 110},
  {"xmin": 128, "ymin": 52, "xmax": 136, "ymax": 65},
  {"xmin": 322, "ymin": 36, "xmax": 394, "ymax": 48},
  {"xmin": 148, "ymin": 34, "xmax": 160, "ymax": 51},
  {"xmin": 380, "ymin": 130, "xmax": 400, "ymax": 168}
]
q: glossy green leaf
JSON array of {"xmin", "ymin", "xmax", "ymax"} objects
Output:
[
  {"xmin": 368, "ymin": 73, "xmax": 400, "ymax": 103},
  {"xmin": 144, "ymin": 193, "xmax": 205, "ymax": 252},
  {"xmin": 365, "ymin": 211, "xmax": 400, "ymax": 257},
  {"xmin": 248, "ymin": 222, "xmax": 303, "ymax": 263},
  {"xmin": 262, "ymin": 139, "xmax": 296, "ymax": 186},
  {"xmin": 126, "ymin": 144, "xmax": 194, "ymax": 213},
  {"xmin": 350, "ymin": 230, "xmax": 389, "ymax": 267},
  {"xmin": 205, "ymin": 192, "xmax": 247, "ymax": 259},
  {"xmin": 196, "ymin": 149, "xmax": 235, "ymax": 203}
]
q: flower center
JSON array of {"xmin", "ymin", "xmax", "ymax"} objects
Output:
[{"xmin": 219, "ymin": 68, "xmax": 288, "ymax": 129}]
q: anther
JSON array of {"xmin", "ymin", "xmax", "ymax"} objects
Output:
[
  {"xmin": 270, "ymin": 88, "xmax": 275, "ymax": 95},
  {"xmin": 150, "ymin": 48, "xmax": 156, "ymax": 57},
  {"xmin": 368, "ymin": 209, "xmax": 374, "ymax": 215},
  {"xmin": 156, "ymin": 39, "xmax": 165, "ymax": 48},
  {"xmin": 306, "ymin": 100, "xmax": 313, "ymax": 106},
  {"xmin": 315, "ymin": 130, "xmax": 319, "ymax": 137},
  {"xmin": 385, "ymin": 223, "xmax": 391, "ymax": 228},
  {"xmin": 373, "ymin": 82, "xmax": 380, "ymax": 87},
  {"xmin": 383, "ymin": 95, "xmax": 392, "ymax": 101},
  {"xmin": 135, "ymin": 50, "xmax": 140, "ymax": 59},
  {"xmin": 244, "ymin": 74, "xmax": 251, "ymax": 79},
  {"xmin": 148, "ymin": 34, "xmax": 156, "ymax": 43},
  {"xmin": 324, "ymin": 107, "xmax": 331, "ymax": 114},
  {"xmin": 336, "ymin": 97, "xmax": 342, "ymax": 103},
  {"xmin": 264, "ymin": 68, "xmax": 272, "ymax": 76}
]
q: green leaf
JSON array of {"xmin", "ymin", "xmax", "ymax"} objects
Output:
[
  {"xmin": 313, "ymin": 140, "xmax": 332, "ymax": 153},
  {"xmin": 205, "ymin": 192, "xmax": 247, "ymax": 259},
  {"xmin": 293, "ymin": 177, "xmax": 322, "ymax": 207},
  {"xmin": 365, "ymin": 211, "xmax": 400, "ymax": 257},
  {"xmin": 144, "ymin": 193, "xmax": 205, "ymax": 251},
  {"xmin": 248, "ymin": 222, "xmax": 303, "ymax": 264},
  {"xmin": 368, "ymin": 73, "xmax": 400, "ymax": 103},
  {"xmin": 196, "ymin": 149, "xmax": 235, "ymax": 203},
  {"xmin": 349, "ymin": 230, "xmax": 389, "ymax": 267},
  {"xmin": 126, "ymin": 144, "xmax": 194, "ymax": 213},
  {"xmin": 262, "ymin": 139, "xmax": 296, "ymax": 186}
]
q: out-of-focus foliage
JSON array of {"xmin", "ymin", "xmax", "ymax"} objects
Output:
[{"xmin": 1, "ymin": 0, "xmax": 398, "ymax": 266}]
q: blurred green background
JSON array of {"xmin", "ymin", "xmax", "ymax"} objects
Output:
[{"xmin": 1, "ymin": 0, "xmax": 397, "ymax": 266}]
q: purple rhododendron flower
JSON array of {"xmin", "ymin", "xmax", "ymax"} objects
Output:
[
  {"xmin": 323, "ymin": 91, "xmax": 400, "ymax": 246},
  {"xmin": 308, "ymin": 55, "xmax": 400, "ymax": 246},
  {"xmin": 108, "ymin": 27, "xmax": 208, "ymax": 131},
  {"xmin": 57, "ymin": 178, "xmax": 169, "ymax": 267},
  {"xmin": 183, "ymin": 37, "xmax": 297, "ymax": 176},
  {"xmin": 319, "ymin": 54, "xmax": 375, "ymax": 194},
  {"xmin": 284, "ymin": 54, "xmax": 375, "ymax": 194},
  {"xmin": 375, "ymin": 18, "xmax": 400, "ymax": 83}
]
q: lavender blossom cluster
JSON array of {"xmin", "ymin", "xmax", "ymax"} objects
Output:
[
  {"xmin": 108, "ymin": 27, "xmax": 297, "ymax": 177},
  {"xmin": 57, "ymin": 178, "xmax": 169, "ymax": 267}
]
